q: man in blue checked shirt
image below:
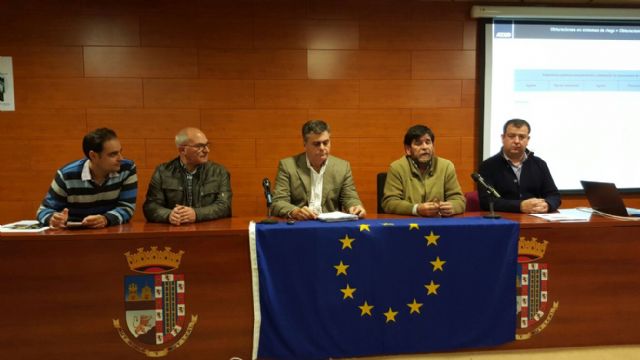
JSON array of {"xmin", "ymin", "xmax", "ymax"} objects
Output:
[{"xmin": 36, "ymin": 128, "xmax": 138, "ymax": 229}]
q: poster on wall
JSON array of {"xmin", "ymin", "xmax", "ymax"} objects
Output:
[{"xmin": 0, "ymin": 57, "xmax": 15, "ymax": 111}]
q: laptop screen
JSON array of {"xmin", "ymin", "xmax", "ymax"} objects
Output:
[{"xmin": 580, "ymin": 180, "xmax": 630, "ymax": 217}]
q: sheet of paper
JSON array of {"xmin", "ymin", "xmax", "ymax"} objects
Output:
[
  {"xmin": 317, "ymin": 211, "xmax": 358, "ymax": 222},
  {"xmin": 0, "ymin": 220, "xmax": 49, "ymax": 232},
  {"xmin": 529, "ymin": 208, "xmax": 592, "ymax": 222}
]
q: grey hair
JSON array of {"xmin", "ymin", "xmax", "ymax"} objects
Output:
[{"xmin": 175, "ymin": 128, "xmax": 191, "ymax": 147}]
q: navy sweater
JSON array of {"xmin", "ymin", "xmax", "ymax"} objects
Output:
[{"xmin": 478, "ymin": 150, "xmax": 561, "ymax": 213}]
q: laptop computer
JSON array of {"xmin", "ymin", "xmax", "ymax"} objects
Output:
[{"xmin": 580, "ymin": 180, "xmax": 640, "ymax": 217}]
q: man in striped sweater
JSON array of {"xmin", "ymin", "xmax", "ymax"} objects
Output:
[{"xmin": 36, "ymin": 128, "xmax": 138, "ymax": 228}]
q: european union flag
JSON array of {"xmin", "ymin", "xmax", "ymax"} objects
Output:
[{"xmin": 250, "ymin": 217, "xmax": 519, "ymax": 359}]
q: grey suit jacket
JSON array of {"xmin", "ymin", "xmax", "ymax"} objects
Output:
[{"xmin": 270, "ymin": 153, "xmax": 363, "ymax": 217}]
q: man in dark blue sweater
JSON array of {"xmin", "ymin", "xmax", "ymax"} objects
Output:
[{"xmin": 478, "ymin": 119, "xmax": 560, "ymax": 213}]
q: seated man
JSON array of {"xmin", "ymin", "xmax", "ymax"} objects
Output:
[
  {"xmin": 143, "ymin": 127, "xmax": 231, "ymax": 225},
  {"xmin": 271, "ymin": 120, "xmax": 366, "ymax": 220},
  {"xmin": 478, "ymin": 118, "xmax": 561, "ymax": 213},
  {"xmin": 36, "ymin": 128, "xmax": 138, "ymax": 228},
  {"xmin": 382, "ymin": 124, "xmax": 465, "ymax": 217}
]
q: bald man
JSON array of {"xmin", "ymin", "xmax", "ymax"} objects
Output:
[{"xmin": 143, "ymin": 128, "xmax": 232, "ymax": 225}]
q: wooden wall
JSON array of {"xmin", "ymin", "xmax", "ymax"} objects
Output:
[{"xmin": 0, "ymin": 0, "xmax": 637, "ymax": 224}]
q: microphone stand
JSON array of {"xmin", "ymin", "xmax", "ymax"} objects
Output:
[
  {"xmin": 259, "ymin": 200, "xmax": 278, "ymax": 225},
  {"xmin": 483, "ymin": 189, "xmax": 501, "ymax": 219}
]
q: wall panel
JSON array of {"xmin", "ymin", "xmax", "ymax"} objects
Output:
[
  {"xmin": 360, "ymin": 80, "xmax": 461, "ymax": 108},
  {"xmin": 360, "ymin": 20, "xmax": 463, "ymax": 50},
  {"xmin": 140, "ymin": 14, "xmax": 198, "ymax": 47},
  {"xmin": 144, "ymin": 139, "xmax": 181, "ymax": 170},
  {"xmin": 308, "ymin": 50, "xmax": 412, "ymax": 79},
  {"xmin": 307, "ymin": 109, "xmax": 413, "ymax": 138},
  {"xmin": 86, "ymin": 109, "xmax": 201, "ymax": 139},
  {"xmin": 16, "ymin": 79, "xmax": 143, "ymax": 108},
  {"xmin": 84, "ymin": 47, "xmax": 198, "ymax": 78},
  {"xmin": 412, "ymin": 50, "xmax": 476, "ymax": 79},
  {"xmin": 254, "ymin": 20, "xmax": 359, "ymax": 49},
  {"xmin": 0, "ymin": 109, "xmax": 87, "ymax": 139},
  {"xmin": 0, "ymin": 14, "xmax": 139, "ymax": 46},
  {"xmin": 411, "ymin": 108, "xmax": 476, "ymax": 137},
  {"xmin": 143, "ymin": 79, "xmax": 254, "ymax": 108},
  {"xmin": 1, "ymin": 47, "xmax": 84, "ymax": 78},
  {"xmin": 199, "ymin": 49, "xmax": 307, "ymax": 79},
  {"xmin": 255, "ymin": 80, "xmax": 359, "ymax": 108},
  {"xmin": 209, "ymin": 139, "xmax": 257, "ymax": 169},
  {"xmin": 28, "ymin": 139, "xmax": 82, "ymax": 172},
  {"xmin": 202, "ymin": 109, "xmax": 307, "ymax": 139}
]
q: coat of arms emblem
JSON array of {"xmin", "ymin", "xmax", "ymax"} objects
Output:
[
  {"xmin": 516, "ymin": 237, "xmax": 559, "ymax": 340},
  {"xmin": 113, "ymin": 247, "xmax": 198, "ymax": 356}
]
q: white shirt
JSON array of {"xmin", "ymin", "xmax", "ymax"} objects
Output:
[
  {"xmin": 81, "ymin": 159, "xmax": 118, "ymax": 184},
  {"xmin": 306, "ymin": 156, "xmax": 328, "ymax": 215}
]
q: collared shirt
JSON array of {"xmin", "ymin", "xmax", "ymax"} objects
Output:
[
  {"xmin": 81, "ymin": 159, "xmax": 118, "ymax": 184},
  {"xmin": 179, "ymin": 161, "xmax": 198, "ymax": 207},
  {"xmin": 306, "ymin": 156, "xmax": 328, "ymax": 215},
  {"xmin": 502, "ymin": 150, "xmax": 528, "ymax": 183}
]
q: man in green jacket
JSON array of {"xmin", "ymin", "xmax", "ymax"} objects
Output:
[
  {"xmin": 270, "ymin": 120, "xmax": 366, "ymax": 220},
  {"xmin": 143, "ymin": 127, "xmax": 232, "ymax": 225},
  {"xmin": 382, "ymin": 125, "xmax": 465, "ymax": 217}
]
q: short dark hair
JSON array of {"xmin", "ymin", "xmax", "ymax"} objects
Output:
[
  {"xmin": 404, "ymin": 125, "xmax": 435, "ymax": 146},
  {"xmin": 302, "ymin": 120, "xmax": 330, "ymax": 142},
  {"xmin": 503, "ymin": 118, "xmax": 531, "ymax": 134},
  {"xmin": 82, "ymin": 128, "xmax": 118, "ymax": 158}
]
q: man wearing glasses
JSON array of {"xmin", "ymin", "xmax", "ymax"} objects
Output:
[
  {"xmin": 478, "ymin": 118, "xmax": 561, "ymax": 213},
  {"xmin": 143, "ymin": 127, "xmax": 232, "ymax": 224}
]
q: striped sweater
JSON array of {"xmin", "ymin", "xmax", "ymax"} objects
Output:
[{"xmin": 36, "ymin": 159, "xmax": 138, "ymax": 226}]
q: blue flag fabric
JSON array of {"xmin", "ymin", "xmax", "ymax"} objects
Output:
[{"xmin": 250, "ymin": 217, "xmax": 519, "ymax": 359}]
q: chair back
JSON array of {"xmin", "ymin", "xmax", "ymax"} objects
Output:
[
  {"xmin": 465, "ymin": 191, "xmax": 481, "ymax": 212},
  {"xmin": 376, "ymin": 172, "xmax": 387, "ymax": 214}
]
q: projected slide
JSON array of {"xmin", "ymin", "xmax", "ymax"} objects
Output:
[{"xmin": 484, "ymin": 21, "xmax": 640, "ymax": 191}]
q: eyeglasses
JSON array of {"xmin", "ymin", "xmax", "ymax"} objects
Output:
[{"xmin": 182, "ymin": 142, "xmax": 210, "ymax": 151}]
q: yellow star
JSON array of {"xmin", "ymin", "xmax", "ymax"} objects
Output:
[
  {"xmin": 359, "ymin": 301, "xmax": 374, "ymax": 316},
  {"xmin": 334, "ymin": 261, "xmax": 349, "ymax": 276},
  {"xmin": 425, "ymin": 231, "xmax": 440, "ymax": 246},
  {"xmin": 407, "ymin": 299, "xmax": 423, "ymax": 314},
  {"xmin": 341, "ymin": 284, "xmax": 356, "ymax": 299},
  {"xmin": 430, "ymin": 256, "xmax": 446, "ymax": 272},
  {"xmin": 409, "ymin": 223, "xmax": 419, "ymax": 230},
  {"xmin": 339, "ymin": 235, "xmax": 355, "ymax": 250},
  {"xmin": 383, "ymin": 307, "xmax": 398, "ymax": 323},
  {"xmin": 360, "ymin": 224, "xmax": 370, "ymax": 232},
  {"xmin": 425, "ymin": 280, "xmax": 440, "ymax": 295}
]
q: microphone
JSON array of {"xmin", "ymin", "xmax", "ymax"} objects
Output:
[
  {"xmin": 260, "ymin": 178, "xmax": 278, "ymax": 224},
  {"xmin": 471, "ymin": 173, "xmax": 501, "ymax": 198},
  {"xmin": 262, "ymin": 178, "xmax": 273, "ymax": 207}
]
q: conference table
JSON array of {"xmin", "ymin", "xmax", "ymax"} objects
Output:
[{"xmin": 1, "ymin": 212, "xmax": 639, "ymax": 359}]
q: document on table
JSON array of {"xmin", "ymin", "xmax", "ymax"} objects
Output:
[
  {"xmin": 317, "ymin": 211, "xmax": 359, "ymax": 222},
  {"xmin": 0, "ymin": 220, "xmax": 49, "ymax": 232},
  {"xmin": 529, "ymin": 208, "xmax": 592, "ymax": 222}
]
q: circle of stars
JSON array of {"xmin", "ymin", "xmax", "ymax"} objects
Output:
[{"xmin": 333, "ymin": 223, "xmax": 447, "ymax": 324}]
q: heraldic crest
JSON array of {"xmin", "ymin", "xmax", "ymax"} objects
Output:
[
  {"xmin": 516, "ymin": 237, "xmax": 559, "ymax": 340},
  {"xmin": 113, "ymin": 247, "xmax": 198, "ymax": 357}
]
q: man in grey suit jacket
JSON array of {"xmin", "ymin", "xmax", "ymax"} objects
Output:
[{"xmin": 271, "ymin": 120, "xmax": 366, "ymax": 220}]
